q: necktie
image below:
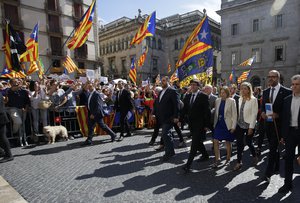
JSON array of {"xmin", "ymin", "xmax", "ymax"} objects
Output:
[
  {"xmin": 190, "ymin": 94, "xmax": 195, "ymax": 105},
  {"xmin": 270, "ymin": 87, "xmax": 275, "ymax": 103}
]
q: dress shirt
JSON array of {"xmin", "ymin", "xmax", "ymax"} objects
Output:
[
  {"xmin": 159, "ymin": 86, "xmax": 169, "ymax": 101},
  {"xmin": 269, "ymin": 83, "xmax": 281, "ymax": 104},
  {"xmin": 88, "ymin": 90, "xmax": 95, "ymax": 110},
  {"xmin": 290, "ymin": 94, "xmax": 300, "ymax": 127}
]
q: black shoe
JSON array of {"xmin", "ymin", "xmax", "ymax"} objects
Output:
[
  {"xmin": 198, "ymin": 155, "xmax": 209, "ymax": 162},
  {"xmin": 182, "ymin": 165, "xmax": 190, "ymax": 174},
  {"xmin": 81, "ymin": 140, "xmax": 92, "ymax": 146},
  {"xmin": 117, "ymin": 136, "xmax": 124, "ymax": 142},
  {"xmin": 0, "ymin": 156, "xmax": 14, "ymax": 163},
  {"xmin": 278, "ymin": 184, "xmax": 292, "ymax": 193},
  {"xmin": 162, "ymin": 152, "xmax": 175, "ymax": 162},
  {"xmin": 148, "ymin": 140, "xmax": 155, "ymax": 146}
]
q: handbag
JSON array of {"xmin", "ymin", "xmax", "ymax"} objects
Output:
[{"xmin": 38, "ymin": 100, "xmax": 52, "ymax": 109}]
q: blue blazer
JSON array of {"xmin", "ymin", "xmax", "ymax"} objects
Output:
[{"xmin": 88, "ymin": 91, "xmax": 105, "ymax": 120}]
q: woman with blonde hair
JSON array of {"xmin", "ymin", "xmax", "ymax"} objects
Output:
[
  {"xmin": 233, "ymin": 82, "xmax": 258, "ymax": 171},
  {"xmin": 212, "ymin": 86, "xmax": 237, "ymax": 168}
]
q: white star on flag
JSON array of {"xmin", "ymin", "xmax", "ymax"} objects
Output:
[{"xmin": 200, "ymin": 30, "xmax": 208, "ymax": 39}]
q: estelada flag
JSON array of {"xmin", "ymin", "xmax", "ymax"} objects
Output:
[
  {"xmin": 137, "ymin": 46, "xmax": 148, "ymax": 67},
  {"xmin": 20, "ymin": 23, "xmax": 39, "ymax": 62},
  {"xmin": 67, "ymin": 1, "xmax": 95, "ymax": 50},
  {"xmin": 129, "ymin": 58, "xmax": 137, "ymax": 84},
  {"xmin": 130, "ymin": 11, "xmax": 156, "ymax": 45},
  {"xmin": 176, "ymin": 15, "xmax": 213, "ymax": 82}
]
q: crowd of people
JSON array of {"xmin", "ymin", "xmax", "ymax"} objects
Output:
[{"xmin": 0, "ymin": 70, "xmax": 300, "ymax": 194}]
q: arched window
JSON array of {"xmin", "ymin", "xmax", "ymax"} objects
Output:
[
  {"xmin": 125, "ymin": 37, "xmax": 129, "ymax": 49},
  {"xmin": 152, "ymin": 37, "xmax": 156, "ymax": 49},
  {"xmin": 117, "ymin": 40, "xmax": 121, "ymax": 51},
  {"xmin": 180, "ymin": 38, "xmax": 184, "ymax": 49},
  {"xmin": 158, "ymin": 39, "xmax": 162, "ymax": 50},
  {"xmin": 122, "ymin": 39, "xmax": 125, "ymax": 50},
  {"xmin": 174, "ymin": 39, "xmax": 178, "ymax": 50}
]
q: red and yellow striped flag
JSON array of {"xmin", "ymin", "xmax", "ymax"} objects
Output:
[
  {"xmin": 67, "ymin": 1, "xmax": 95, "ymax": 50},
  {"xmin": 237, "ymin": 70, "xmax": 251, "ymax": 83},
  {"xmin": 62, "ymin": 56, "xmax": 79, "ymax": 73},
  {"xmin": 20, "ymin": 23, "xmax": 39, "ymax": 62},
  {"xmin": 27, "ymin": 61, "xmax": 39, "ymax": 75},
  {"xmin": 129, "ymin": 58, "xmax": 137, "ymax": 84},
  {"xmin": 167, "ymin": 64, "xmax": 171, "ymax": 73}
]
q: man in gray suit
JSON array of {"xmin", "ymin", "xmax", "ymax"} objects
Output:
[{"xmin": 203, "ymin": 85, "xmax": 217, "ymax": 130}]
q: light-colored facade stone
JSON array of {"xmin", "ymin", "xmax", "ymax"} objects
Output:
[
  {"xmin": 99, "ymin": 10, "xmax": 221, "ymax": 83},
  {"xmin": 0, "ymin": 0, "xmax": 99, "ymax": 79},
  {"xmin": 217, "ymin": 0, "xmax": 300, "ymax": 87}
]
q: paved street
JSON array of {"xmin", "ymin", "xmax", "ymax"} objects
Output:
[{"xmin": 0, "ymin": 129, "xmax": 300, "ymax": 203}]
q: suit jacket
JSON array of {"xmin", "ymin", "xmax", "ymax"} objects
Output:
[
  {"xmin": 238, "ymin": 97, "xmax": 258, "ymax": 129},
  {"xmin": 281, "ymin": 95, "xmax": 300, "ymax": 139},
  {"xmin": 88, "ymin": 91, "xmax": 105, "ymax": 120},
  {"xmin": 0, "ymin": 94, "xmax": 9, "ymax": 125},
  {"xmin": 153, "ymin": 87, "xmax": 179, "ymax": 125},
  {"xmin": 214, "ymin": 98, "xmax": 237, "ymax": 130},
  {"xmin": 182, "ymin": 92, "xmax": 210, "ymax": 129},
  {"xmin": 114, "ymin": 89, "xmax": 134, "ymax": 112},
  {"xmin": 261, "ymin": 85, "xmax": 292, "ymax": 128}
]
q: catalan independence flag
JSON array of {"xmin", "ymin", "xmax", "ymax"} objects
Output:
[
  {"xmin": 63, "ymin": 56, "xmax": 79, "ymax": 73},
  {"xmin": 130, "ymin": 11, "xmax": 156, "ymax": 46},
  {"xmin": 1, "ymin": 66, "xmax": 14, "ymax": 78},
  {"xmin": 137, "ymin": 46, "xmax": 148, "ymax": 67},
  {"xmin": 176, "ymin": 15, "xmax": 213, "ymax": 82},
  {"xmin": 237, "ymin": 70, "xmax": 251, "ymax": 83},
  {"xmin": 129, "ymin": 58, "xmax": 137, "ymax": 84},
  {"xmin": 20, "ymin": 23, "xmax": 39, "ymax": 62},
  {"xmin": 239, "ymin": 55, "xmax": 256, "ymax": 66},
  {"xmin": 229, "ymin": 67, "xmax": 236, "ymax": 82},
  {"xmin": 67, "ymin": 1, "xmax": 95, "ymax": 50},
  {"xmin": 167, "ymin": 63, "xmax": 171, "ymax": 73},
  {"xmin": 170, "ymin": 69, "xmax": 179, "ymax": 83}
]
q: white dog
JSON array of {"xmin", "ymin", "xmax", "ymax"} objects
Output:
[{"xmin": 43, "ymin": 126, "xmax": 68, "ymax": 144}]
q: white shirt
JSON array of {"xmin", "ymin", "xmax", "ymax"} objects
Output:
[
  {"xmin": 88, "ymin": 90, "xmax": 95, "ymax": 110},
  {"xmin": 159, "ymin": 86, "xmax": 169, "ymax": 102},
  {"xmin": 190, "ymin": 91, "xmax": 199, "ymax": 104},
  {"xmin": 269, "ymin": 83, "xmax": 281, "ymax": 104},
  {"xmin": 290, "ymin": 94, "xmax": 300, "ymax": 127}
]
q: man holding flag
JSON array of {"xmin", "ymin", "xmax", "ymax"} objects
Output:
[{"xmin": 176, "ymin": 13, "xmax": 213, "ymax": 86}]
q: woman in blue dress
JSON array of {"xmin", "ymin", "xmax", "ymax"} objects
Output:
[{"xmin": 212, "ymin": 86, "xmax": 237, "ymax": 168}]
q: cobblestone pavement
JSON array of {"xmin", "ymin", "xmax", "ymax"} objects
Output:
[{"xmin": 0, "ymin": 129, "xmax": 300, "ymax": 203}]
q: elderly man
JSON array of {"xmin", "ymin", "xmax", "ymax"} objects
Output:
[
  {"xmin": 261, "ymin": 70, "xmax": 292, "ymax": 182},
  {"xmin": 278, "ymin": 75, "xmax": 300, "ymax": 193}
]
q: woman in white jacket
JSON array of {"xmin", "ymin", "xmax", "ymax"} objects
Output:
[{"xmin": 233, "ymin": 82, "xmax": 258, "ymax": 171}]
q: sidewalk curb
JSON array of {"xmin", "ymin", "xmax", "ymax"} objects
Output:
[{"xmin": 0, "ymin": 176, "xmax": 27, "ymax": 203}]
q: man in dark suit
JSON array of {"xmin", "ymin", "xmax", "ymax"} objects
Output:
[
  {"xmin": 229, "ymin": 84, "xmax": 240, "ymax": 113},
  {"xmin": 278, "ymin": 75, "xmax": 300, "ymax": 193},
  {"xmin": 114, "ymin": 81, "xmax": 134, "ymax": 141},
  {"xmin": 261, "ymin": 70, "xmax": 292, "ymax": 182},
  {"xmin": 203, "ymin": 84, "xmax": 217, "ymax": 130},
  {"xmin": 182, "ymin": 79, "xmax": 211, "ymax": 173},
  {"xmin": 152, "ymin": 76, "xmax": 180, "ymax": 161},
  {"xmin": 0, "ymin": 93, "xmax": 13, "ymax": 163},
  {"xmin": 82, "ymin": 81, "xmax": 117, "ymax": 146}
]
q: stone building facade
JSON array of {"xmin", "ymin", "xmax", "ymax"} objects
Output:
[
  {"xmin": 99, "ymin": 10, "xmax": 221, "ymax": 83},
  {"xmin": 0, "ymin": 0, "xmax": 100, "ymax": 79},
  {"xmin": 217, "ymin": 0, "xmax": 300, "ymax": 87}
]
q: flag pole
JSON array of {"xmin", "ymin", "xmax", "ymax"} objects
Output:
[{"xmin": 44, "ymin": 27, "xmax": 77, "ymax": 74}]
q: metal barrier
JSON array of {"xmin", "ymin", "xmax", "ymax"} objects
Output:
[{"xmin": 49, "ymin": 106, "xmax": 81, "ymax": 135}]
